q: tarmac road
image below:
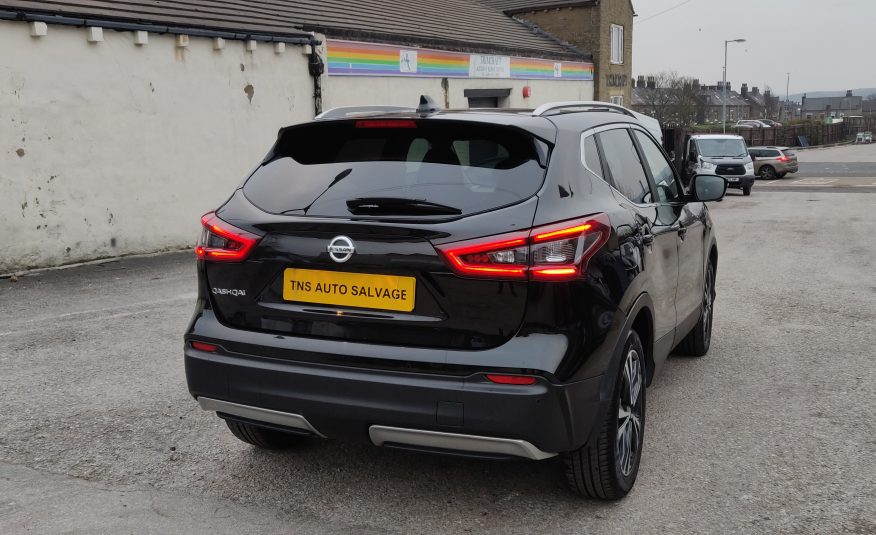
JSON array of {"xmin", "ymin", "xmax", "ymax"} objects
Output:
[
  {"xmin": 1, "ymin": 190, "xmax": 875, "ymax": 534},
  {"xmin": 757, "ymin": 142, "xmax": 876, "ymax": 192}
]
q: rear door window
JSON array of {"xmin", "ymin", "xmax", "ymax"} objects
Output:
[
  {"xmin": 243, "ymin": 120, "xmax": 548, "ymax": 217},
  {"xmin": 598, "ymin": 128, "xmax": 653, "ymax": 204}
]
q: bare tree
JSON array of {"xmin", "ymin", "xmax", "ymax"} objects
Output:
[
  {"xmin": 668, "ymin": 76, "xmax": 701, "ymax": 126},
  {"xmin": 763, "ymin": 85, "xmax": 780, "ymax": 119},
  {"xmin": 636, "ymin": 72, "xmax": 702, "ymax": 126},
  {"xmin": 637, "ymin": 72, "xmax": 678, "ymax": 126}
]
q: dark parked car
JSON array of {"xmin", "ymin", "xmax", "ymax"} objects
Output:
[{"xmin": 185, "ymin": 99, "xmax": 727, "ymax": 500}]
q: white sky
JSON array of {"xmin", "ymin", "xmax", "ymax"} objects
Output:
[{"xmin": 631, "ymin": 0, "xmax": 875, "ymax": 96}]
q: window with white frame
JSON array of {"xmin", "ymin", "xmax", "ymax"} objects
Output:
[
  {"xmin": 610, "ymin": 24, "xmax": 624, "ymax": 65},
  {"xmin": 610, "ymin": 95, "xmax": 624, "ymax": 106}
]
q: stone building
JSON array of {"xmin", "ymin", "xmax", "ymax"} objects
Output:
[
  {"xmin": 481, "ymin": 0, "xmax": 635, "ymax": 105},
  {"xmin": 801, "ymin": 91, "xmax": 864, "ymax": 120},
  {"xmin": 740, "ymin": 84, "xmax": 779, "ymax": 121}
]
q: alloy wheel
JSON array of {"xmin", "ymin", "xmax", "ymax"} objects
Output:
[
  {"xmin": 617, "ymin": 348, "xmax": 643, "ymax": 477},
  {"xmin": 702, "ymin": 264, "xmax": 714, "ymax": 344}
]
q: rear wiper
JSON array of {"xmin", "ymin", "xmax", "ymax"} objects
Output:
[{"xmin": 346, "ymin": 197, "xmax": 462, "ymax": 216}]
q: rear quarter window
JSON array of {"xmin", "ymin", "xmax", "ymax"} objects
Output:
[{"xmin": 582, "ymin": 135, "xmax": 605, "ymax": 181}]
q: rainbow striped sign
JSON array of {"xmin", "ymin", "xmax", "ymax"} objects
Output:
[{"xmin": 327, "ymin": 40, "xmax": 593, "ymax": 81}]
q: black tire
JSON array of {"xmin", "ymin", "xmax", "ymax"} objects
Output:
[
  {"xmin": 225, "ymin": 419, "xmax": 303, "ymax": 449},
  {"xmin": 675, "ymin": 261, "xmax": 716, "ymax": 357},
  {"xmin": 742, "ymin": 185, "xmax": 752, "ymax": 196},
  {"xmin": 563, "ymin": 330, "xmax": 646, "ymax": 500},
  {"xmin": 759, "ymin": 165, "xmax": 777, "ymax": 180}
]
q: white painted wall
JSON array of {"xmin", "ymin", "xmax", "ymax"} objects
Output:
[
  {"xmin": 0, "ymin": 20, "xmax": 315, "ymax": 273},
  {"xmin": 323, "ymin": 75, "xmax": 594, "ymax": 110},
  {"xmin": 0, "ymin": 19, "xmax": 594, "ymax": 273}
]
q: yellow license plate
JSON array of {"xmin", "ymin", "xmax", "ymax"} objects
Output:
[{"xmin": 282, "ymin": 268, "xmax": 416, "ymax": 312}]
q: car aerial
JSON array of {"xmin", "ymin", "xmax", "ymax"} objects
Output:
[
  {"xmin": 748, "ymin": 146, "xmax": 799, "ymax": 179},
  {"xmin": 683, "ymin": 134, "xmax": 757, "ymax": 195},
  {"xmin": 184, "ymin": 97, "xmax": 727, "ymax": 500}
]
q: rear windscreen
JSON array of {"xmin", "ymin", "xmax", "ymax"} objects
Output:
[{"xmin": 242, "ymin": 120, "xmax": 547, "ymax": 217}]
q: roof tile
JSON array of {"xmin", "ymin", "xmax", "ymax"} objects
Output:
[{"xmin": 0, "ymin": 0, "xmax": 584, "ymax": 58}]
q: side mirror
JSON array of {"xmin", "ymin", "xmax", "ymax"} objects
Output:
[{"xmin": 690, "ymin": 174, "xmax": 727, "ymax": 202}]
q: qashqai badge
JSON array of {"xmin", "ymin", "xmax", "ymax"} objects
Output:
[{"xmin": 327, "ymin": 236, "xmax": 355, "ymax": 263}]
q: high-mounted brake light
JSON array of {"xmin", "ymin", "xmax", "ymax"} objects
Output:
[
  {"xmin": 436, "ymin": 214, "xmax": 611, "ymax": 282},
  {"xmin": 195, "ymin": 211, "xmax": 262, "ymax": 262},
  {"xmin": 355, "ymin": 119, "xmax": 417, "ymax": 129}
]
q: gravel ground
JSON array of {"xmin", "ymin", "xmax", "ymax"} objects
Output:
[{"xmin": 1, "ymin": 190, "xmax": 875, "ymax": 534}]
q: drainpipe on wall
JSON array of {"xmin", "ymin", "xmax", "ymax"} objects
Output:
[{"xmin": 308, "ymin": 39, "xmax": 326, "ymax": 116}]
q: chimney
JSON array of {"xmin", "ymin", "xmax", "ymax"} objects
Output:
[
  {"xmin": 752, "ymin": 86, "xmax": 760, "ymax": 95},
  {"xmin": 637, "ymin": 75, "xmax": 646, "ymax": 88},
  {"xmin": 693, "ymin": 78, "xmax": 700, "ymax": 88},
  {"xmin": 846, "ymin": 90, "xmax": 853, "ymax": 97},
  {"xmin": 741, "ymin": 83, "xmax": 748, "ymax": 98},
  {"xmin": 764, "ymin": 89, "xmax": 771, "ymax": 98},
  {"xmin": 646, "ymin": 76, "xmax": 657, "ymax": 90},
  {"xmin": 802, "ymin": 93, "xmax": 807, "ymax": 106}
]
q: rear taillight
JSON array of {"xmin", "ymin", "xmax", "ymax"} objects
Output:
[
  {"xmin": 437, "ymin": 214, "xmax": 610, "ymax": 282},
  {"xmin": 777, "ymin": 156, "xmax": 790, "ymax": 162},
  {"xmin": 195, "ymin": 211, "xmax": 261, "ymax": 262},
  {"xmin": 190, "ymin": 341, "xmax": 219, "ymax": 352},
  {"xmin": 486, "ymin": 374, "xmax": 537, "ymax": 385}
]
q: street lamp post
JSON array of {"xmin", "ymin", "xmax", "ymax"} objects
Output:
[{"xmin": 723, "ymin": 38, "xmax": 746, "ymax": 134}]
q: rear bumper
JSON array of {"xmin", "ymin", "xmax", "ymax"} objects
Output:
[{"xmin": 185, "ymin": 344, "xmax": 605, "ymax": 457}]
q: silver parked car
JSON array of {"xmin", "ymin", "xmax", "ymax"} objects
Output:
[
  {"xmin": 749, "ymin": 146, "xmax": 799, "ymax": 179},
  {"xmin": 734, "ymin": 120, "xmax": 771, "ymax": 129}
]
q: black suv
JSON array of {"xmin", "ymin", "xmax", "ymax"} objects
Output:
[{"xmin": 185, "ymin": 99, "xmax": 726, "ymax": 500}]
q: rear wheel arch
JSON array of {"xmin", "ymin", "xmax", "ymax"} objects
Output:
[
  {"xmin": 630, "ymin": 308, "xmax": 655, "ymax": 386},
  {"xmin": 709, "ymin": 244, "xmax": 718, "ymax": 274}
]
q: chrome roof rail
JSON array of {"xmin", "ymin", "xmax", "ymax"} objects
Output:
[
  {"xmin": 315, "ymin": 105, "xmax": 415, "ymax": 120},
  {"xmin": 532, "ymin": 101, "xmax": 637, "ymax": 118}
]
